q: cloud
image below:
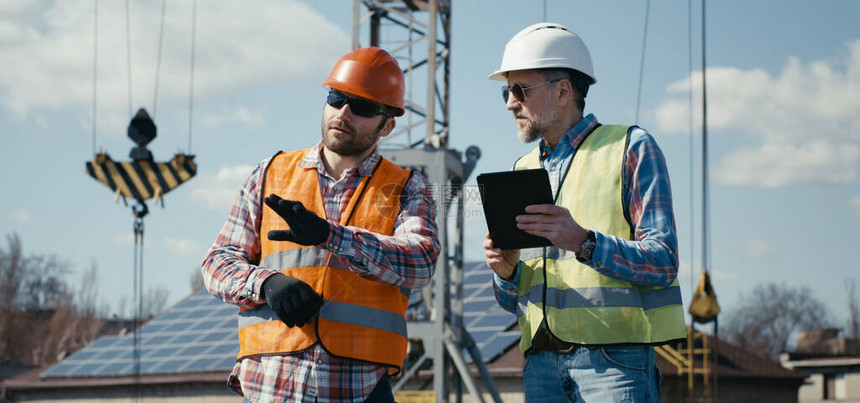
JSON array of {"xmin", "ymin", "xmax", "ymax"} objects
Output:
[
  {"xmin": 10, "ymin": 209, "xmax": 30, "ymax": 222},
  {"xmin": 164, "ymin": 236, "xmax": 202, "ymax": 256},
  {"xmin": 0, "ymin": 1, "xmax": 349, "ymax": 118},
  {"xmin": 742, "ymin": 239, "xmax": 776, "ymax": 259},
  {"xmin": 708, "ymin": 269, "xmax": 740, "ymax": 285},
  {"xmin": 200, "ymin": 106, "xmax": 265, "ymax": 128},
  {"xmin": 654, "ymin": 39, "xmax": 860, "ymax": 187},
  {"xmin": 850, "ymin": 196, "xmax": 860, "ymax": 218},
  {"xmin": 190, "ymin": 164, "xmax": 255, "ymax": 213},
  {"xmin": 112, "ymin": 232, "xmax": 134, "ymax": 246},
  {"xmin": 714, "ymin": 141, "xmax": 860, "ymax": 187}
]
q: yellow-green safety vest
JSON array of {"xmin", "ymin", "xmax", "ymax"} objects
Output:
[{"xmin": 513, "ymin": 125, "xmax": 685, "ymax": 352}]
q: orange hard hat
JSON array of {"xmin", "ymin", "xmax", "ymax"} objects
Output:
[{"xmin": 322, "ymin": 47, "xmax": 405, "ymax": 117}]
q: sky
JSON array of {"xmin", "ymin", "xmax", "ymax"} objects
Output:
[{"xmin": 1, "ymin": 0, "xmax": 858, "ymax": 331}]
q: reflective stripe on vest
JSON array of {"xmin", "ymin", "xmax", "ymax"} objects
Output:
[
  {"xmin": 237, "ymin": 149, "xmax": 412, "ymax": 375},
  {"xmin": 517, "ymin": 284, "xmax": 683, "ymax": 314},
  {"xmin": 513, "ymin": 125, "xmax": 685, "ymax": 351},
  {"xmin": 239, "ymin": 298, "xmax": 408, "ymax": 337},
  {"xmin": 259, "ymin": 248, "xmax": 412, "ymax": 298}
]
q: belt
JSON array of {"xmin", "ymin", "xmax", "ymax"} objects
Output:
[{"xmin": 531, "ymin": 327, "xmax": 578, "ymax": 353}]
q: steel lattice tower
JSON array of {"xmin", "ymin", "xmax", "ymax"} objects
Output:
[{"xmin": 351, "ymin": 1, "xmax": 499, "ymax": 402}]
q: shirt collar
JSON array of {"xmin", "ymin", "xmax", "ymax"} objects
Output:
[
  {"xmin": 298, "ymin": 141, "xmax": 381, "ymax": 178},
  {"xmin": 539, "ymin": 113, "xmax": 600, "ymax": 160}
]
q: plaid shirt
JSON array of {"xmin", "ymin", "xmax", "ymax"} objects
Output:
[
  {"xmin": 494, "ymin": 114, "xmax": 679, "ymax": 312},
  {"xmin": 202, "ymin": 142, "xmax": 440, "ymax": 402}
]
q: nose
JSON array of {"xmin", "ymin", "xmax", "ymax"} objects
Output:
[
  {"xmin": 334, "ymin": 103, "xmax": 354, "ymax": 120},
  {"xmin": 505, "ymin": 92, "xmax": 521, "ymax": 111}
]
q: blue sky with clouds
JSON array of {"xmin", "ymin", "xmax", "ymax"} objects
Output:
[{"xmin": 1, "ymin": 0, "xmax": 858, "ymax": 328}]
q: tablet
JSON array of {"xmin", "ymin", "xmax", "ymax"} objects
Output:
[{"xmin": 477, "ymin": 169, "xmax": 554, "ymax": 250}]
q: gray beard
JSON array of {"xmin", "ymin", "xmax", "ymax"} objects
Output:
[
  {"xmin": 517, "ymin": 119, "xmax": 547, "ymax": 143},
  {"xmin": 517, "ymin": 129, "xmax": 540, "ymax": 143},
  {"xmin": 516, "ymin": 109, "xmax": 558, "ymax": 144}
]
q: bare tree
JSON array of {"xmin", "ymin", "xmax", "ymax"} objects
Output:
[
  {"xmin": 0, "ymin": 233, "xmax": 103, "ymax": 366},
  {"xmin": 19, "ymin": 253, "xmax": 70, "ymax": 312},
  {"xmin": 721, "ymin": 282, "xmax": 833, "ymax": 359},
  {"xmin": 0, "ymin": 233, "xmax": 24, "ymax": 359},
  {"xmin": 142, "ymin": 287, "xmax": 170, "ymax": 319},
  {"xmin": 115, "ymin": 286, "xmax": 170, "ymax": 321},
  {"xmin": 0, "ymin": 233, "xmax": 69, "ymax": 363},
  {"xmin": 75, "ymin": 261, "xmax": 102, "ymax": 317},
  {"xmin": 190, "ymin": 267, "xmax": 205, "ymax": 294},
  {"xmin": 848, "ymin": 278, "xmax": 859, "ymax": 340}
]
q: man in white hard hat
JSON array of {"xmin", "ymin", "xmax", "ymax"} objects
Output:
[{"xmin": 483, "ymin": 22, "xmax": 686, "ymax": 402}]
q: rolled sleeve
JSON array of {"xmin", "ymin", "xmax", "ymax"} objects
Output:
[{"xmin": 326, "ymin": 171, "xmax": 440, "ymax": 289}]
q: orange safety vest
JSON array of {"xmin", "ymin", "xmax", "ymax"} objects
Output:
[{"xmin": 237, "ymin": 148, "xmax": 413, "ymax": 374}]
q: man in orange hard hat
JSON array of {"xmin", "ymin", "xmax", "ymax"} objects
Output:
[{"xmin": 202, "ymin": 47, "xmax": 440, "ymax": 402}]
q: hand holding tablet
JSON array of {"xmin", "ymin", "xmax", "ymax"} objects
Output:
[{"xmin": 477, "ymin": 169, "xmax": 554, "ymax": 250}]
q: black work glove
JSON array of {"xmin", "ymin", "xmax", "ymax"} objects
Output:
[
  {"xmin": 261, "ymin": 273, "xmax": 323, "ymax": 328},
  {"xmin": 264, "ymin": 194, "xmax": 331, "ymax": 246}
]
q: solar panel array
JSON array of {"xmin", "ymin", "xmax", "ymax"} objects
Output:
[
  {"xmin": 42, "ymin": 262, "xmax": 519, "ymax": 378},
  {"xmin": 42, "ymin": 290, "xmax": 238, "ymax": 378},
  {"xmin": 460, "ymin": 261, "xmax": 521, "ymax": 362}
]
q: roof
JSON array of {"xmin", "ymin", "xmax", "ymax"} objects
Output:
[
  {"xmin": 781, "ymin": 353, "xmax": 860, "ymax": 370},
  {"xmin": 5, "ymin": 263, "xmax": 805, "ymax": 393},
  {"xmin": 39, "ymin": 290, "xmax": 238, "ymax": 379},
  {"xmin": 656, "ymin": 328, "xmax": 807, "ymax": 381},
  {"xmin": 2, "ymin": 262, "xmax": 521, "ymax": 392}
]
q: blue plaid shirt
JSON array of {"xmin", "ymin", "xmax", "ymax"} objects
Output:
[{"xmin": 493, "ymin": 114, "xmax": 679, "ymax": 313}]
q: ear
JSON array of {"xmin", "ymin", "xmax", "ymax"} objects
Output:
[
  {"xmin": 555, "ymin": 79, "xmax": 574, "ymax": 106},
  {"xmin": 378, "ymin": 116, "xmax": 396, "ymax": 138}
]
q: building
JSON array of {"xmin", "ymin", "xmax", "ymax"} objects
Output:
[
  {"xmin": 781, "ymin": 328, "xmax": 860, "ymax": 402},
  {"xmin": 657, "ymin": 327, "xmax": 807, "ymax": 402}
]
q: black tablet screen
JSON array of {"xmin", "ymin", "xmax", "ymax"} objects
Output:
[{"xmin": 477, "ymin": 169, "xmax": 554, "ymax": 250}]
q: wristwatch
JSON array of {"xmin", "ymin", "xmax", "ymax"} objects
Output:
[{"xmin": 576, "ymin": 230, "xmax": 596, "ymax": 262}]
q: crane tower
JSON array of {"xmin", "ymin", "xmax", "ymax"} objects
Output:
[{"xmin": 351, "ymin": 1, "xmax": 498, "ymax": 402}]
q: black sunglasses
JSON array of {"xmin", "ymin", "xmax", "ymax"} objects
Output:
[
  {"xmin": 501, "ymin": 78, "xmax": 562, "ymax": 103},
  {"xmin": 326, "ymin": 90, "xmax": 391, "ymax": 118}
]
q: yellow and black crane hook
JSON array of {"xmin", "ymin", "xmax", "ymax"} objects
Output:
[{"xmin": 85, "ymin": 108, "xmax": 197, "ymax": 216}]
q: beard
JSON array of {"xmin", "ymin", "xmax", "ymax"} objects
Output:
[
  {"xmin": 321, "ymin": 119, "xmax": 380, "ymax": 157},
  {"xmin": 515, "ymin": 108, "xmax": 558, "ymax": 144}
]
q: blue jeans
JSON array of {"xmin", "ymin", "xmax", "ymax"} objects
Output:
[
  {"xmin": 364, "ymin": 374, "xmax": 394, "ymax": 402},
  {"xmin": 523, "ymin": 345, "xmax": 661, "ymax": 402}
]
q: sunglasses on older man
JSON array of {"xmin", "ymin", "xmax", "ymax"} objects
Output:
[
  {"xmin": 326, "ymin": 90, "xmax": 391, "ymax": 118},
  {"xmin": 501, "ymin": 78, "xmax": 562, "ymax": 103}
]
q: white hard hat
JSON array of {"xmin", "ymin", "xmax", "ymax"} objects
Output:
[{"xmin": 489, "ymin": 22, "xmax": 596, "ymax": 84}]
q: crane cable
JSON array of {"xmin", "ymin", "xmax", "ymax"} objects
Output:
[
  {"xmin": 187, "ymin": 0, "xmax": 197, "ymax": 153},
  {"xmin": 687, "ymin": 0, "xmax": 696, "ymax": 316},
  {"xmin": 132, "ymin": 203, "xmax": 146, "ymax": 403},
  {"xmin": 92, "ymin": 0, "xmax": 98, "ymax": 156},
  {"xmin": 153, "ymin": 0, "xmax": 167, "ymax": 118},
  {"xmin": 701, "ymin": 0, "xmax": 719, "ymax": 398},
  {"xmin": 634, "ymin": 0, "xmax": 651, "ymax": 125},
  {"xmin": 89, "ymin": 2, "xmax": 178, "ymax": 399},
  {"xmin": 92, "ymin": 0, "xmax": 195, "ymax": 153},
  {"xmin": 701, "ymin": 0, "xmax": 711, "ymax": 283},
  {"xmin": 107, "ymin": 0, "xmax": 185, "ymax": 146},
  {"xmin": 125, "ymin": 0, "xmax": 132, "ymax": 117}
]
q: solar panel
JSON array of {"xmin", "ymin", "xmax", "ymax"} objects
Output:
[
  {"xmin": 459, "ymin": 262, "xmax": 520, "ymax": 362},
  {"xmin": 42, "ymin": 261, "xmax": 520, "ymax": 379},
  {"xmin": 42, "ymin": 289, "xmax": 238, "ymax": 378}
]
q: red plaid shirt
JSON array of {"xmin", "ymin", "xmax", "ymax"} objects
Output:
[{"xmin": 202, "ymin": 143, "xmax": 440, "ymax": 402}]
